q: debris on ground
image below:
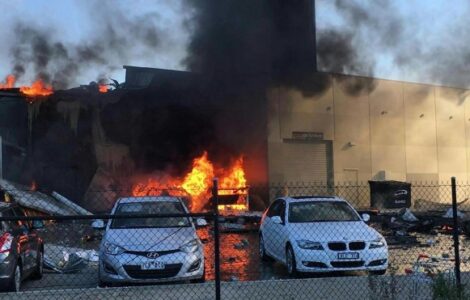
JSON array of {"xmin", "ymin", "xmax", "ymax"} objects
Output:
[
  {"xmin": 442, "ymin": 208, "xmax": 465, "ymax": 219},
  {"xmin": 44, "ymin": 252, "xmax": 87, "ymax": 274},
  {"xmin": 51, "ymin": 191, "xmax": 93, "ymax": 215},
  {"xmin": 400, "ymin": 208, "xmax": 419, "ymax": 222}
]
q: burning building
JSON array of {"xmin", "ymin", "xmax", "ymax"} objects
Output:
[{"xmin": 1, "ymin": 0, "xmax": 469, "ymax": 211}]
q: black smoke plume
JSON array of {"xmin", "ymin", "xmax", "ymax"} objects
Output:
[
  {"xmin": 184, "ymin": 0, "xmax": 377, "ymax": 96},
  {"xmin": 8, "ymin": 1, "xmax": 163, "ymax": 89}
]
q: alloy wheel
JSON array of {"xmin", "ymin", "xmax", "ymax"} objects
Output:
[{"xmin": 286, "ymin": 248, "xmax": 293, "ymax": 274}]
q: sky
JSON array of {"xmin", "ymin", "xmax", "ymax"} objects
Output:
[{"xmin": 1, "ymin": 0, "xmax": 470, "ymax": 88}]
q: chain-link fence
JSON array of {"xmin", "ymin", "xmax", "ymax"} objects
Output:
[{"xmin": 0, "ymin": 180, "xmax": 469, "ymax": 299}]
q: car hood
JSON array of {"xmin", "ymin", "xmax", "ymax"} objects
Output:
[
  {"xmin": 288, "ymin": 221, "xmax": 382, "ymax": 242},
  {"xmin": 103, "ymin": 227, "xmax": 197, "ymax": 251}
]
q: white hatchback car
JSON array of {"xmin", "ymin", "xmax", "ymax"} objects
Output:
[
  {"xmin": 98, "ymin": 196, "xmax": 205, "ymax": 286},
  {"xmin": 259, "ymin": 196, "xmax": 388, "ymax": 276}
]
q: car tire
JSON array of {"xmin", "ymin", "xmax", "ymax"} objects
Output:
[
  {"xmin": 369, "ymin": 269, "xmax": 387, "ymax": 276},
  {"xmin": 190, "ymin": 269, "xmax": 206, "ymax": 283},
  {"xmin": 31, "ymin": 250, "xmax": 44, "ymax": 280},
  {"xmin": 6, "ymin": 263, "xmax": 21, "ymax": 292},
  {"xmin": 259, "ymin": 235, "xmax": 272, "ymax": 262},
  {"xmin": 286, "ymin": 245, "xmax": 298, "ymax": 277},
  {"xmin": 98, "ymin": 269, "xmax": 108, "ymax": 288}
]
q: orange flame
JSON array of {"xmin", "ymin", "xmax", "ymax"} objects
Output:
[
  {"xmin": 181, "ymin": 152, "xmax": 214, "ymax": 211},
  {"xmin": 0, "ymin": 75, "xmax": 15, "ymax": 89},
  {"xmin": 98, "ymin": 84, "xmax": 108, "ymax": 93},
  {"xmin": 30, "ymin": 180, "xmax": 37, "ymax": 191},
  {"xmin": 20, "ymin": 79, "xmax": 53, "ymax": 97},
  {"xmin": 132, "ymin": 179, "xmax": 166, "ymax": 197},
  {"xmin": 131, "ymin": 152, "xmax": 248, "ymax": 212},
  {"xmin": 219, "ymin": 157, "xmax": 247, "ymax": 195}
]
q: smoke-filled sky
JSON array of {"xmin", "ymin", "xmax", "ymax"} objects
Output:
[{"xmin": 1, "ymin": 0, "xmax": 470, "ymax": 88}]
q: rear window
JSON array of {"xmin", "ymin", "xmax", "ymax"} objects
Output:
[{"xmin": 111, "ymin": 201, "xmax": 190, "ymax": 229}]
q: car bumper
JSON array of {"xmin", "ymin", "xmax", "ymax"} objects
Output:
[
  {"xmin": 99, "ymin": 250, "xmax": 204, "ymax": 284},
  {"xmin": 293, "ymin": 244, "xmax": 388, "ymax": 273}
]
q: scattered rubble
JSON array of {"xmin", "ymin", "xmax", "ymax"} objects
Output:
[
  {"xmin": 44, "ymin": 253, "xmax": 87, "ymax": 274},
  {"xmin": 442, "ymin": 208, "xmax": 465, "ymax": 219},
  {"xmin": 0, "ymin": 179, "xmax": 91, "ymax": 216},
  {"xmin": 43, "ymin": 244, "xmax": 98, "ymax": 274}
]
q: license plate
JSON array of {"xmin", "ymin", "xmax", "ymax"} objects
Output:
[
  {"xmin": 141, "ymin": 261, "xmax": 165, "ymax": 270},
  {"xmin": 337, "ymin": 252, "xmax": 359, "ymax": 260}
]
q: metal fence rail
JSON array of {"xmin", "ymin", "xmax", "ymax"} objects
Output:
[{"xmin": 0, "ymin": 180, "xmax": 468, "ymax": 299}]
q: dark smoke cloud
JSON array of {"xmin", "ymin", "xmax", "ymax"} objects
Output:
[
  {"xmin": 184, "ymin": 0, "xmax": 382, "ymax": 96},
  {"xmin": 8, "ymin": 1, "xmax": 164, "ymax": 89},
  {"xmin": 325, "ymin": 0, "xmax": 470, "ymax": 89},
  {"xmin": 184, "ymin": 0, "xmax": 329, "ymax": 96},
  {"xmin": 315, "ymin": 0, "xmax": 406, "ymax": 94}
]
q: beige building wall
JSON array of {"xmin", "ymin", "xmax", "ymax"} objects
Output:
[{"xmin": 267, "ymin": 74, "xmax": 470, "ymax": 204}]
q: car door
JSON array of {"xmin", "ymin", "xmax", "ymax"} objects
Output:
[
  {"xmin": 270, "ymin": 200, "xmax": 287, "ymax": 260},
  {"xmin": 13, "ymin": 207, "xmax": 37, "ymax": 273}
]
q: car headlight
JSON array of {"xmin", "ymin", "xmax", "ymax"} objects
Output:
[
  {"xmin": 296, "ymin": 240, "xmax": 324, "ymax": 250},
  {"xmin": 369, "ymin": 238, "xmax": 386, "ymax": 249},
  {"xmin": 104, "ymin": 242, "xmax": 125, "ymax": 255},
  {"xmin": 180, "ymin": 239, "xmax": 199, "ymax": 253}
]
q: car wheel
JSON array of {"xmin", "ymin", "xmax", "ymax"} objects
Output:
[
  {"xmin": 6, "ymin": 263, "xmax": 21, "ymax": 292},
  {"xmin": 98, "ymin": 268, "xmax": 108, "ymax": 288},
  {"xmin": 259, "ymin": 235, "xmax": 271, "ymax": 262},
  {"xmin": 31, "ymin": 250, "xmax": 44, "ymax": 280},
  {"xmin": 369, "ymin": 269, "xmax": 386, "ymax": 276},
  {"xmin": 190, "ymin": 269, "xmax": 206, "ymax": 283},
  {"xmin": 286, "ymin": 245, "xmax": 298, "ymax": 277}
]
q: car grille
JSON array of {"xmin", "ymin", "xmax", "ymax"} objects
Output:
[
  {"xmin": 303, "ymin": 261, "xmax": 328, "ymax": 268},
  {"xmin": 330, "ymin": 261, "xmax": 365, "ymax": 268},
  {"xmin": 124, "ymin": 249, "xmax": 180, "ymax": 257},
  {"xmin": 124, "ymin": 263, "xmax": 182, "ymax": 279},
  {"xmin": 328, "ymin": 242, "xmax": 347, "ymax": 251},
  {"xmin": 349, "ymin": 241, "xmax": 365, "ymax": 250}
]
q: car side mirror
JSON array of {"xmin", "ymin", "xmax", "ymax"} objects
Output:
[
  {"xmin": 271, "ymin": 216, "xmax": 283, "ymax": 224},
  {"xmin": 92, "ymin": 219, "xmax": 106, "ymax": 230},
  {"xmin": 32, "ymin": 220, "xmax": 44, "ymax": 230},
  {"xmin": 362, "ymin": 213, "xmax": 371, "ymax": 222},
  {"xmin": 195, "ymin": 218, "xmax": 208, "ymax": 228}
]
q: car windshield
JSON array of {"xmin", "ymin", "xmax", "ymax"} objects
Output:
[
  {"xmin": 111, "ymin": 201, "xmax": 190, "ymax": 229},
  {"xmin": 288, "ymin": 201, "xmax": 360, "ymax": 223}
]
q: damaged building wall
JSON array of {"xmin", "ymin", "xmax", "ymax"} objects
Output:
[
  {"xmin": 267, "ymin": 74, "xmax": 470, "ymax": 206},
  {"xmin": 0, "ymin": 93, "xmax": 28, "ymax": 182}
]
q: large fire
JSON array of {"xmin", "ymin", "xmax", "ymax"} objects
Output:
[
  {"xmin": 20, "ymin": 79, "xmax": 54, "ymax": 97},
  {"xmin": 98, "ymin": 84, "xmax": 108, "ymax": 93},
  {"xmin": 0, "ymin": 75, "xmax": 15, "ymax": 89},
  {"xmin": 0, "ymin": 74, "xmax": 54, "ymax": 97},
  {"xmin": 132, "ymin": 152, "xmax": 248, "ymax": 212}
]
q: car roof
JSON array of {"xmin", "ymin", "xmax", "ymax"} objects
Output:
[
  {"xmin": 116, "ymin": 196, "xmax": 183, "ymax": 204},
  {"xmin": 280, "ymin": 196, "xmax": 346, "ymax": 203}
]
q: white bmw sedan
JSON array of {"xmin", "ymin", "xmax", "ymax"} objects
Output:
[
  {"xmin": 98, "ymin": 196, "xmax": 205, "ymax": 286},
  {"xmin": 259, "ymin": 196, "xmax": 388, "ymax": 276}
]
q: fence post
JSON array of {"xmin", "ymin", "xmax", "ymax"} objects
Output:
[
  {"xmin": 451, "ymin": 177, "xmax": 461, "ymax": 288},
  {"xmin": 212, "ymin": 178, "xmax": 221, "ymax": 300}
]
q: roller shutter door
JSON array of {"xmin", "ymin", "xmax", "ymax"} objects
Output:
[{"xmin": 281, "ymin": 141, "xmax": 331, "ymax": 184}]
